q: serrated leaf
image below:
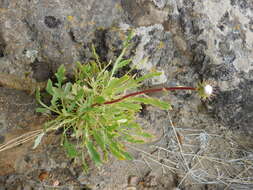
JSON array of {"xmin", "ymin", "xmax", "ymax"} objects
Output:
[
  {"xmin": 52, "ymin": 87, "xmax": 65, "ymax": 98},
  {"xmin": 33, "ymin": 133, "xmax": 45, "ymax": 149},
  {"xmin": 131, "ymin": 97, "xmax": 171, "ymax": 110},
  {"xmin": 55, "ymin": 65, "xmax": 66, "ymax": 86},
  {"xmin": 86, "ymin": 140, "xmax": 102, "ymax": 166},
  {"xmin": 46, "ymin": 79, "xmax": 53, "ymax": 95},
  {"xmin": 50, "ymin": 93, "xmax": 59, "ymax": 107},
  {"xmin": 63, "ymin": 140, "xmax": 78, "ymax": 158}
]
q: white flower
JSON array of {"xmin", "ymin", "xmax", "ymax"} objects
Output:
[
  {"xmin": 204, "ymin": 84, "xmax": 213, "ymax": 96},
  {"xmin": 197, "ymin": 81, "xmax": 215, "ymax": 100}
]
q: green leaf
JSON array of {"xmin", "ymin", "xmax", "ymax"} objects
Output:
[
  {"xmin": 124, "ymin": 122, "xmax": 142, "ymax": 130},
  {"xmin": 125, "ymin": 135, "xmax": 145, "ymax": 143},
  {"xmin": 78, "ymin": 107, "xmax": 92, "ymax": 115},
  {"xmin": 82, "ymin": 161, "xmax": 89, "ymax": 174},
  {"xmin": 92, "ymin": 44, "xmax": 101, "ymax": 67},
  {"xmin": 131, "ymin": 97, "xmax": 171, "ymax": 110},
  {"xmin": 107, "ymin": 141, "xmax": 128, "ymax": 160},
  {"xmin": 33, "ymin": 133, "xmax": 45, "ymax": 149},
  {"xmin": 52, "ymin": 87, "xmax": 65, "ymax": 98},
  {"xmin": 116, "ymin": 59, "xmax": 131, "ymax": 71},
  {"xmin": 105, "ymin": 124, "xmax": 118, "ymax": 132},
  {"xmin": 123, "ymin": 30, "xmax": 134, "ymax": 47},
  {"xmin": 86, "ymin": 140, "xmax": 102, "ymax": 166},
  {"xmin": 93, "ymin": 130, "xmax": 106, "ymax": 151},
  {"xmin": 63, "ymin": 139, "xmax": 79, "ymax": 158},
  {"xmin": 46, "ymin": 79, "xmax": 53, "ymax": 95},
  {"xmin": 135, "ymin": 72, "xmax": 161, "ymax": 83},
  {"xmin": 137, "ymin": 132, "xmax": 154, "ymax": 138},
  {"xmin": 67, "ymin": 101, "xmax": 77, "ymax": 112},
  {"xmin": 36, "ymin": 88, "xmax": 55, "ymax": 112},
  {"xmin": 50, "ymin": 93, "xmax": 60, "ymax": 107},
  {"xmin": 76, "ymin": 88, "xmax": 85, "ymax": 100},
  {"xmin": 121, "ymin": 151, "xmax": 133, "ymax": 160},
  {"xmin": 62, "ymin": 108, "xmax": 70, "ymax": 116},
  {"xmin": 109, "ymin": 144, "xmax": 126, "ymax": 160},
  {"xmin": 64, "ymin": 82, "xmax": 72, "ymax": 94},
  {"xmin": 36, "ymin": 108, "xmax": 51, "ymax": 114},
  {"xmin": 116, "ymin": 102, "xmax": 141, "ymax": 111},
  {"xmin": 94, "ymin": 96, "xmax": 106, "ymax": 104},
  {"xmin": 113, "ymin": 79, "xmax": 139, "ymax": 94},
  {"xmin": 35, "ymin": 88, "xmax": 41, "ymax": 103},
  {"xmin": 107, "ymin": 75, "xmax": 130, "ymax": 89},
  {"xmin": 55, "ymin": 65, "xmax": 66, "ymax": 86}
]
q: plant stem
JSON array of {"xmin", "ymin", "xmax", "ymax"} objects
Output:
[{"xmin": 93, "ymin": 86, "xmax": 196, "ymax": 106}]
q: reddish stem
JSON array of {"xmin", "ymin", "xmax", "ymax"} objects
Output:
[{"xmin": 93, "ymin": 86, "xmax": 196, "ymax": 106}]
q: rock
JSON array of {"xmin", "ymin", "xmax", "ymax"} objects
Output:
[
  {"xmin": 127, "ymin": 175, "xmax": 140, "ymax": 187},
  {"xmin": 121, "ymin": 0, "xmax": 169, "ymax": 26},
  {"xmin": 0, "ymin": 0, "xmax": 126, "ymax": 75},
  {"xmin": 0, "ymin": 0, "xmax": 253, "ymax": 189},
  {"xmin": 121, "ymin": 0, "xmax": 253, "ymax": 134}
]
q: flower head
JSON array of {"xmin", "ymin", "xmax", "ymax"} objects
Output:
[{"xmin": 197, "ymin": 81, "xmax": 215, "ymax": 100}]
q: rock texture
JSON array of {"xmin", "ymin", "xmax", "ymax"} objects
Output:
[
  {"xmin": 0, "ymin": 0, "xmax": 253, "ymax": 189},
  {"xmin": 120, "ymin": 0, "xmax": 253, "ymax": 134},
  {"xmin": 0, "ymin": 0, "xmax": 125, "ymax": 75}
]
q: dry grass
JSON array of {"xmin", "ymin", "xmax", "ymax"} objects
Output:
[
  {"xmin": 1, "ymin": 111, "xmax": 253, "ymax": 189},
  {"xmin": 0, "ymin": 129, "xmax": 43, "ymax": 152},
  {"xmin": 128, "ymin": 112, "xmax": 253, "ymax": 189}
]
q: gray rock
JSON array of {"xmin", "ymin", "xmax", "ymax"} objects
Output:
[
  {"xmin": 120, "ymin": 0, "xmax": 253, "ymax": 134},
  {"xmin": 0, "ymin": 0, "xmax": 253, "ymax": 189},
  {"xmin": 0, "ymin": 0, "xmax": 125, "ymax": 75}
]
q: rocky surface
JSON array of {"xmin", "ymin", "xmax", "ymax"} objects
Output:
[{"xmin": 0, "ymin": 0, "xmax": 253, "ymax": 189}]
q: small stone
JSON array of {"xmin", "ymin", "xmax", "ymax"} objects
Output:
[{"xmin": 127, "ymin": 175, "xmax": 140, "ymax": 186}]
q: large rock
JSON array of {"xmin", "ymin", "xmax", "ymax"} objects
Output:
[
  {"xmin": 0, "ymin": 0, "xmax": 253, "ymax": 189},
  {"xmin": 0, "ymin": 0, "xmax": 125, "ymax": 76},
  {"xmin": 120, "ymin": 0, "xmax": 253, "ymax": 134}
]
